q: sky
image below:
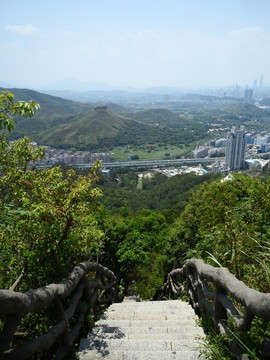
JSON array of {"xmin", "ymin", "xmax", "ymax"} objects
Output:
[{"xmin": 1, "ymin": 0, "xmax": 270, "ymax": 90}]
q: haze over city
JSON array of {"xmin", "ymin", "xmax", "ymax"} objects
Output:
[{"xmin": 1, "ymin": 0, "xmax": 270, "ymax": 90}]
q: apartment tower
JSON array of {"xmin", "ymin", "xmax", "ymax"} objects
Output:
[{"xmin": 225, "ymin": 126, "xmax": 246, "ymax": 171}]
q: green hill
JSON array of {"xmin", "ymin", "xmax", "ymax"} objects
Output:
[
  {"xmin": 221, "ymin": 103, "xmax": 269, "ymax": 117},
  {"xmin": 1, "ymin": 87, "xmax": 93, "ymax": 113},
  {"xmin": 39, "ymin": 107, "xmax": 183, "ymax": 151},
  {"xmin": 40, "ymin": 108, "xmax": 129, "ymax": 148},
  {"xmin": 106, "ymin": 103, "xmax": 134, "ymax": 117},
  {"xmin": 131, "ymin": 108, "xmax": 182, "ymax": 128},
  {"xmin": 1, "ymin": 88, "xmax": 94, "ymax": 138}
]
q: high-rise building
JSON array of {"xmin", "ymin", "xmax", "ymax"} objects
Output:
[
  {"xmin": 260, "ymin": 74, "xmax": 263, "ymax": 88},
  {"xmin": 244, "ymin": 88, "xmax": 253, "ymax": 104},
  {"xmin": 225, "ymin": 126, "xmax": 246, "ymax": 171},
  {"xmin": 253, "ymin": 79, "xmax": 257, "ymax": 89}
]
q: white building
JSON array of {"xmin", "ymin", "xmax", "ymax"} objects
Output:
[
  {"xmin": 191, "ymin": 146, "xmax": 209, "ymax": 159},
  {"xmin": 254, "ymin": 135, "xmax": 269, "ymax": 146}
]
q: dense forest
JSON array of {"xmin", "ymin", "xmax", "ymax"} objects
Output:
[{"xmin": 1, "ymin": 90, "xmax": 270, "ymax": 358}]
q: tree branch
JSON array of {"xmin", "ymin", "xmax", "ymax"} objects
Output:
[
  {"xmin": 56, "ymin": 216, "xmax": 73, "ymax": 248},
  {"xmin": 9, "ymin": 261, "xmax": 27, "ymax": 291}
]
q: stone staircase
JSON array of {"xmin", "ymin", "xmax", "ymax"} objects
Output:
[{"xmin": 78, "ymin": 298, "xmax": 205, "ymax": 360}]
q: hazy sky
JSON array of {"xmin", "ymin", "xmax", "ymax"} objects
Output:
[{"xmin": 1, "ymin": 0, "xmax": 270, "ymax": 89}]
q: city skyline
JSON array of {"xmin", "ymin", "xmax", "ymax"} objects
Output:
[{"xmin": 1, "ymin": 0, "xmax": 270, "ymax": 90}]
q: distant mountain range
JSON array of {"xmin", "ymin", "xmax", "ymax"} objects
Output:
[
  {"xmin": 2, "ymin": 86, "xmax": 270, "ymax": 152},
  {"xmin": 40, "ymin": 78, "xmax": 114, "ymax": 92},
  {"xmin": 0, "ymin": 81, "xmax": 16, "ymax": 88},
  {"xmin": 1, "ymin": 78, "xmax": 185, "ymax": 103},
  {"xmin": 39, "ymin": 78, "xmax": 184, "ymax": 94},
  {"xmin": 1, "ymin": 78, "xmax": 252, "ymax": 105}
]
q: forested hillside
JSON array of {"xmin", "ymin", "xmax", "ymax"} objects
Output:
[
  {"xmin": 39, "ymin": 107, "xmax": 186, "ymax": 151},
  {"xmin": 131, "ymin": 108, "xmax": 183, "ymax": 127},
  {"xmin": 97, "ymin": 169, "xmax": 220, "ymax": 218},
  {"xmin": 0, "ymin": 87, "xmax": 93, "ymax": 138}
]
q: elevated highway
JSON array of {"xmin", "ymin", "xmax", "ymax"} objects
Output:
[{"xmin": 78, "ymin": 157, "xmax": 221, "ymax": 170}]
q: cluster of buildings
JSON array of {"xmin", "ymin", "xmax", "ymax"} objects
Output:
[
  {"xmin": 159, "ymin": 164, "xmax": 208, "ymax": 177},
  {"xmin": 191, "ymin": 138, "xmax": 226, "ymax": 159},
  {"xmin": 191, "ymin": 125, "xmax": 270, "ymax": 175},
  {"xmin": 43, "ymin": 146, "xmax": 91, "ymax": 165},
  {"xmin": 246, "ymin": 132, "xmax": 270, "ymax": 154},
  {"xmin": 211, "ymin": 126, "xmax": 246, "ymax": 174},
  {"xmin": 212, "ymin": 126, "xmax": 270, "ymax": 174},
  {"xmin": 29, "ymin": 144, "xmax": 111, "ymax": 166}
]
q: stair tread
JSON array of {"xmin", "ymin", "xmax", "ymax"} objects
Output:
[
  {"xmin": 96, "ymin": 319, "xmax": 200, "ymax": 327},
  {"xmin": 80, "ymin": 338, "xmax": 200, "ymax": 350},
  {"xmin": 78, "ymin": 300, "xmax": 204, "ymax": 360},
  {"xmin": 79, "ymin": 350, "xmax": 203, "ymax": 360},
  {"xmin": 90, "ymin": 326, "xmax": 204, "ymax": 337}
]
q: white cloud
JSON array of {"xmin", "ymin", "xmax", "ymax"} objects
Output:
[
  {"xmin": 55, "ymin": 30, "xmax": 76, "ymax": 39},
  {"xmin": 63, "ymin": 30, "xmax": 75, "ymax": 38},
  {"xmin": 40, "ymin": 50, "xmax": 50, "ymax": 55},
  {"xmin": 230, "ymin": 27, "xmax": 262, "ymax": 37},
  {"xmin": 6, "ymin": 23, "xmax": 39, "ymax": 35}
]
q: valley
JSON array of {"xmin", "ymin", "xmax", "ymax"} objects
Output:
[{"xmin": 3, "ymin": 87, "xmax": 270, "ymax": 161}]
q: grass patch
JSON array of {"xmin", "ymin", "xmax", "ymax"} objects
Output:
[
  {"xmin": 137, "ymin": 176, "xmax": 143, "ymax": 190},
  {"xmin": 109, "ymin": 144, "xmax": 188, "ymax": 161}
]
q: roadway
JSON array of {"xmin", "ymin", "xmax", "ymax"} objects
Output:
[{"xmin": 78, "ymin": 157, "xmax": 221, "ymax": 169}]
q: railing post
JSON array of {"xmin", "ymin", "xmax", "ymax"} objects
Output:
[
  {"xmin": 214, "ymin": 286, "xmax": 227, "ymax": 333},
  {"xmin": 54, "ymin": 298, "xmax": 70, "ymax": 347},
  {"xmin": 90, "ymin": 271, "xmax": 100, "ymax": 308},
  {"xmin": 262, "ymin": 342, "xmax": 270, "ymax": 360},
  {"xmin": 186, "ymin": 264, "xmax": 197, "ymax": 309},
  {"xmin": 0, "ymin": 314, "xmax": 20, "ymax": 355}
]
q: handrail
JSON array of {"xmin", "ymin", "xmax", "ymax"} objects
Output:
[
  {"xmin": 0, "ymin": 262, "xmax": 118, "ymax": 360},
  {"xmin": 162, "ymin": 258, "xmax": 270, "ymax": 360}
]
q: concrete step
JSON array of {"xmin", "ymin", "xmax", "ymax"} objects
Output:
[
  {"xmin": 78, "ymin": 350, "xmax": 202, "ymax": 360},
  {"xmin": 109, "ymin": 300, "xmax": 193, "ymax": 309},
  {"xmin": 95, "ymin": 319, "xmax": 200, "ymax": 328},
  {"xmin": 100, "ymin": 313, "xmax": 197, "ymax": 320},
  {"xmin": 91, "ymin": 324, "xmax": 203, "ymax": 336},
  {"xmin": 78, "ymin": 300, "xmax": 205, "ymax": 359},
  {"xmin": 80, "ymin": 338, "xmax": 199, "ymax": 351},
  {"xmin": 88, "ymin": 333, "xmax": 201, "ymax": 340}
]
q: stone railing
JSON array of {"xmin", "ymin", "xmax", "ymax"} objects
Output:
[
  {"xmin": 162, "ymin": 258, "xmax": 270, "ymax": 360},
  {"xmin": 0, "ymin": 262, "xmax": 118, "ymax": 360}
]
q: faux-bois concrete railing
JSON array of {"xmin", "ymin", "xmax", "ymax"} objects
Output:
[
  {"xmin": 162, "ymin": 258, "xmax": 270, "ymax": 360},
  {"xmin": 0, "ymin": 262, "xmax": 117, "ymax": 360}
]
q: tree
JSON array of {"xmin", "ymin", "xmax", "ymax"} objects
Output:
[
  {"xmin": 166, "ymin": 173, "xmax": 270, "ymax": 291},
  {"xmin": 99, "ymin": 209, "xmax": 169, "ymax": 299},
  {"xmin": 0, "ymin": 90, "xmax": 40, "ymax": 132},
  {"xmin": 0, "ymin": 91, "xmax": 104, "ymax": 291}
]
